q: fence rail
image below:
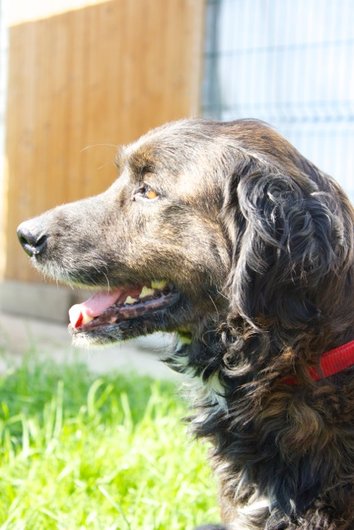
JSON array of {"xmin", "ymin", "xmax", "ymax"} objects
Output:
[{"xmin": 203, "ymin": 0, "xmax": 354, "ymax": 200}]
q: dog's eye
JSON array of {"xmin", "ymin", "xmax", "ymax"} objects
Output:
[{"xmin": 135, "ymin": 184, "xmax": 159, "ymax": 200}]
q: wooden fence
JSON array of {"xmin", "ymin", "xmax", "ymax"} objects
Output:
[{"xmin": 2, "ymin": 0, "xmax": 204, "ymax": 283}]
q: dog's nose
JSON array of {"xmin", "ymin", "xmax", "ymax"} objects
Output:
[{"xmin": 17, "ymin": 221, "xmax": 48, "ymax": 257}]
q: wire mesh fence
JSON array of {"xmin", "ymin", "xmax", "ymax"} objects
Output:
[{"xmin": 202, "ymin": 0, "xmax": 354, "ymax": 200}]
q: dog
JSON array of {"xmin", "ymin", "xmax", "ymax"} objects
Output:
[{"xmin": 17, "ymin": 119, "xmax": 354, "ymax": 529}]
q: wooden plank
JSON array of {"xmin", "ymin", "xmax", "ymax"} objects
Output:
[
  {"xmin": 81, "ymin": 1, "xmax": 120, "ymax": 197},
  {"xmin": 66, "ymin": 7, "xmax": 87, "ymax": 202},
  {"xmin": 3, "ymin": 0, "xmax": 205, "ymax": 283},
  {"xmin": 5, "ymin": 21, "xmax": 43, "ymax": 282}
]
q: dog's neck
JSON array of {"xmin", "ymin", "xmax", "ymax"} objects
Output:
[
  {"xmin": 171, "ymin": 321, "xmax": 354, "ymax": 384},
  {"xmin": 283, "ymin": 338, "xmax": 354, "ymax": 384},
  {"xmin": 168, "ymin": 323, "xmax": 354, "ymax": 525}
]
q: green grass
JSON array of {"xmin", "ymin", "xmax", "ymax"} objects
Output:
[{"xmin": 0, "ymin": 355, "xmax": 219, "ymax": 529}]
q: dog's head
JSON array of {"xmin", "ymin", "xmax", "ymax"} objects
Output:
[{"xmin": 17, "ymin": 119, "xmax": 354, "ymax": 352}]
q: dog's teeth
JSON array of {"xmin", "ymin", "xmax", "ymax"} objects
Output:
[
  {"xmin": 69, "ymin": 305, "xmax": 94, "ymax": 328},
  {"xmin": 125, "ymin": 296, "xmax": 138, "ymax": 305},
  {"xmin": 139, "ymin": 286, "xmax": 155, "ymax": 299},
  {"xmin": 151, "ymin": 280, "xmax": 167, "ymax": 290},
  {"xmin": 81, "ymin": 310, "xmax": 94, "ymax": 325}
]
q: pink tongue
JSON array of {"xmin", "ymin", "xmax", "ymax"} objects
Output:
[
  {"xmin": 80, "ymin": 289, "xmax": 123, "ymax": 316},
  {"xmin": 69, "ymin": 286, "xmax": 143, "ymax": 329}
]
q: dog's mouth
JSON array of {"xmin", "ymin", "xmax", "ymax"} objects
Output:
[{"xmin": 69, "ymin": 280, "xmax": 180, "ymax": 335}]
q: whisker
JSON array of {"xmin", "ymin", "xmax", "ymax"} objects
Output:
[
  {"xmin": 207, "ymin": 292, "xmax": 220, "ymax": 320},
  {"xmin": 81, "ymin": 143, "xmax": 118, "ymax": 152}
]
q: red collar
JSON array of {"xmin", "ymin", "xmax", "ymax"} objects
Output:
[{"xmin": 284, "ymin": 339, "xmax": 354, "ymax": 385}]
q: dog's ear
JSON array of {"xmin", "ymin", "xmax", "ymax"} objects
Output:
[{"xmin": 223, "ymin": 154, "xmax": 349, "ymax": 332}]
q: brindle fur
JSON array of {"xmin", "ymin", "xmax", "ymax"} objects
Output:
[{"xmin": 18, "ymin": 119, "xmax": 354, "ymax": 529}]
